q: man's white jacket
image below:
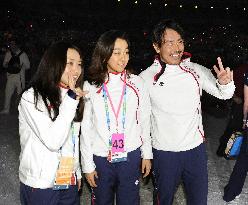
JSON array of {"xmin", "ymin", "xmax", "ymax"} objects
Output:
[
  {"xmin": 18, "ymin": 87, "xmax": 82, "ymax": 188},
  {"xmin": 80, "ymin": 72, "xmax": 152, "ymax": 173},
  {"xmin": 139, "ymin": 57, "xmax": 235, "ymax": 152}
]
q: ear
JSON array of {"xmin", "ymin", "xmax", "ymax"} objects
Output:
[{"xmin": 153, "ymin": 43, "xmax": 160, "ymax": 54}]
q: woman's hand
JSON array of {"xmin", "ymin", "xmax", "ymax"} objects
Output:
[
  {"xmin": 77, "ymin": 179, "xmax": 81, "ymax": 191},
  {"xmin": 67, "ymin": 71, "xmax": 77, "ymax": 91},
  {"xmin": 85, "ymin": 171, "xmax": 98, "ymax": 188},
  {"xmin": 141, "ymin": 159, "xmax": 151, "ymax": 178},
  {"xmin": 74, "ymin": 87, "xmax": 88, "ymax": 100}
]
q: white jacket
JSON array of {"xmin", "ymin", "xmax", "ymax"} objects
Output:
[
  {"xmin": 18, "ymin": 87, "xmax": 82, "ymax": 189},
  {"xmin": 80, "ymin": 72, "xmax": 152, "ymax": 173},
  {"xmin": 140, "ymin": 58, "xmax": 235, "ymax": 152}
]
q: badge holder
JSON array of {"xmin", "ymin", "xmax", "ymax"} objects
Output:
[
  {"xmin": 108, "ymin": 133, "xmax": 127, "ymax": 163},
  {"xmin": 53, "ymin": 157, "xmax": 75, "ymax": 190}
]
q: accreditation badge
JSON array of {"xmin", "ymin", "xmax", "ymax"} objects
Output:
[
  {"xmin": 108, "ymin": 133, "xmax": 127, "ymax": 163},
  {"xmin": 53, "ymin": 157, "xmax": 76, "ymax": 190}
]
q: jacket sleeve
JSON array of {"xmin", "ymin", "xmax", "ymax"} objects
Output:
[
  {"xmin": 20, "ymin": 52, "xmax": 31, "ymax": 70},
  {"xmin": 80, "ymin": 84, "xmax": 96, "ymax": 173},
  {"xmin": 196, "ymin": 63, "xmax": 235, "ymax": 99},
  {"xmin": 139, "ymin": 79, "xmax": 153, "ymax": 159},
  {"xmin": 2, "ymin": 51, "xmax": 11, "ymax": 68},
  {"xmin": 19, "ymin": 89, "xmax": 79, "ymax": 151},
  {"xmin": 75, "ymin": 147, "xmax": 82, "ymax": 179},
  {"xmin": 75, "ymin": 124, "xmax": 82, "ymax": 180}
]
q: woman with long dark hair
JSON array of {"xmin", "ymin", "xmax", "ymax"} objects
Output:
[
  {"xmin": 19, "ymin": 41, "xmax": 87, "ymax": 205},
  {"xmin": 81, "ymin": 30, "xmax": 152, "ymax": 205}
]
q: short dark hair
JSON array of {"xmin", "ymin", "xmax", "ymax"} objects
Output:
[
  {"xmin": 152, "ymin": 19, "xmax": 184, "ymax": 47},
  {"xmin": 8, "ymin": 36, "xmax": 20, "ymax": 46}
]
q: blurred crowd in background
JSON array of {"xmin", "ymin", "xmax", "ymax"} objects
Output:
[{"xmin": 0, "ymin": 0, "xmax": 247, "ymax": 93}]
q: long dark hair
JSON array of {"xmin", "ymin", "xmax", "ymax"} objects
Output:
[
  {"xmin": 87, "ymin": 30, "xmax": 130, "ymax": 87},
  {"xmin": 23, "ymin": 41, "xmax": 84, "ymax": 122}
]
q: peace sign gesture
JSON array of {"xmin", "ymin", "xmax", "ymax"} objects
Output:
[{"xmin": 213, "ymin": 57, "xmax": 233, "ymax": 85}]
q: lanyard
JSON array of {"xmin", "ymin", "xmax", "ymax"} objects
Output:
[
  {"xmin": 102, "ymin": 80, "xmax": 127, "ymax": 154},
  {"xmin": 59, "ymin": 123, "xmax": 76, "ymax": 158},
  {"xmin": 102, "ymin": 72, "xmax": 127, "ymax": 133},
  {"xmin": 71, "ymin": 123, "xmax": 76, "ymax": 158}
]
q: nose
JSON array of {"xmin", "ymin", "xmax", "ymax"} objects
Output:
[
  {"xmin": 174, "ymin": 42, "xmax": 180, "ymax": 51},
  {"xmin": 73, "ymin": 64, "xmax": 81, "ymax": 75},
  {"xmin": 121, "ymin": 52, "xmax": 128, "ymax": 61}
]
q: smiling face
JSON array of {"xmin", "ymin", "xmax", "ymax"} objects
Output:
[
  {"xmin": 60, "ymin": 48, "xmax": 82, "ymax": 87},
  {"xmin": 107, "ymin": 38, "xmax": 129, "ymax": 73},
  {"xmin": 153, "ymin": 28, "xmax": 184, "ymax": 65}
]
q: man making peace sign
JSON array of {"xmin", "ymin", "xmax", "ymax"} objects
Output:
[{"xmin": 140, "ymin": 19, "xmax": 235, "ymax": 205}]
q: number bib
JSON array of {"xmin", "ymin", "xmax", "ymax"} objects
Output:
[
  {"xmin": 108, "ymin": 133, "xmax": 127, "ymax": 163},
  {"xmin": 53, "ymin": 157, "xmax": 76, "ymax": 190}
]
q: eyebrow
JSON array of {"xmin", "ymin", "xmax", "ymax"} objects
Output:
[
  {"xmin": 67, "ymin": 58, "xmax": 82, "ymax": 62},
  {"xmin": 164, "ymin": 38, "xmax": 183, "ymax": 43},
  {"xmin": 113, "ymin": 47, "xmax": 129, "ymax": 50}
]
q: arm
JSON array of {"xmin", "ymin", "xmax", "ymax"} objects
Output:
[
  {"xmin": 19, "ymin": 89, "xmax": 79, "ymax": 151},
  {"xmin": 80, "ymin": 91, "xmax": 99, "ymax": 187},
  {"xmin": 75, "ymin": 139, "xmax": 82, "ymax": 181},
  {"xmin": 2, "ymin": 51, "xmax": 11, "ymax": 68},
  {"xmin": 20, "ymin": 52, "xmax": 30, "ymax": 70},
  {"xmin": 80, "ymin": 86, "xmax": 96, "ymax": 174},
  {"xmin": 139, "ymin": 80, "xmax": 152, "ymax": 159},
  {"xmin": 76, "ymin": 164, "xmax": 82, "ymax": 190},
  {"xmin": 75, "ymin": 125, "xmax": 82, "ymax": 190},
  {"xmin": 197, "ymin": 63, "xmax": 235, "ymax": 100},
  {"xmin": 139, "ymin": 80, "xmax": 152, "ymax": 177}
]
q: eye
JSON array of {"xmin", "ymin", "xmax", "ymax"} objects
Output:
[
  {"xmin": 164, "ymin": 41, "xmax": 173, "ymax": 46},
  {"xmin": 178, "ymin": 40, "xmax": 184, "ymax": 44},
  {"xmin": 67, "ymin": 62, "xmax": 73, "ymax": 66}
]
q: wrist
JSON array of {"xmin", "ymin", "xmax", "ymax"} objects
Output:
[{"xmin": 67, "ymin": 89, "xmax": 77, "ymax": 100}]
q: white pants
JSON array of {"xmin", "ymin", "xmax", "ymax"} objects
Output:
[{"xmin": 3, "ymin": 71, "xmax": 25, "ymax": 112}]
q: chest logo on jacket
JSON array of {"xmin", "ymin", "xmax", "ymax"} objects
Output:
[{"xmin": 159, "ymin": 82, "xmax": 165, "ymax": 86}]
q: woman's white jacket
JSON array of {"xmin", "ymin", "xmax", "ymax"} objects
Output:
[
  {"xmin": 18, "ymin": 87, "xmax": 81, "ymax": 189},
  {"xmin": 80, "ymin": 72, "xmax": 153, "ymax": 173}
]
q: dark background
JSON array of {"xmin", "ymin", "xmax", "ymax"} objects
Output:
[{"xmin": 0, "ymin": 0, "xmax": 247, "ymax": 81}]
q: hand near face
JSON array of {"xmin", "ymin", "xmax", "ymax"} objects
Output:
[
  {"xmin": 67, "ymin": 71, "xmax": 77, "ymax": 91},
  {"xmin": 67, "ymin": 71, "xmax": 88, "ymax": 100},
  {"xmin": 74, "ymin": 87, "xmax": 88, "ymax": 100},
  {"xmin": 213, "ymin": 57, "xmax": 233, "ymax": 85}
]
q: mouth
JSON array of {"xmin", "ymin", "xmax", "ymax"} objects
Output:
[
  {"xmin": 118, "ymin": 63, "xmax": 126, "ymax": 68},
  {"xmin": 170, "ymin": 53, "xmax": 182, "ymax": 59},
  {"xmin": 73, "ymin": 75, "xmax": 78, "ymax": 82}
]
